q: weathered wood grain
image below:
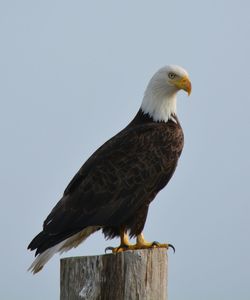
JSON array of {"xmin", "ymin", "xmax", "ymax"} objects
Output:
[{"xmin": 60, "ymin": 248, "xmax": 168, "ymax": 300}]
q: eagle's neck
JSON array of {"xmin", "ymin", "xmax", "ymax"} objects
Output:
[{"xmin": 141, "ymin": 88, "xmax": 177, "ymax": 123}]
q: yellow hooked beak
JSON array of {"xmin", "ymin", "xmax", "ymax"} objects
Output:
[{"xmin": 174, "ymin": 76, "xmax": 192, "ymax": 96}]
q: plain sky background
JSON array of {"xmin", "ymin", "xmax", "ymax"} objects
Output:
[{"xmin": 1, "ymin": 1, "xmax": 250, "ymax": 299}]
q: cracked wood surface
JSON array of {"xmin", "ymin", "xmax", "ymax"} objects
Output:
[{"xmin": 60, "ymin": 248, "xmax": 168, "ymax": 300}]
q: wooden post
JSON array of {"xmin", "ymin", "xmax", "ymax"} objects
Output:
[{"xmin": 60, "ymin": 248, "xmax": 168, "ymax": 300}]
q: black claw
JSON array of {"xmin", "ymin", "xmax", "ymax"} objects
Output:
[
  {"xmin": 152, "ymin": 241, "xmax": 160, "ymax": 246},
  {"xmin": 122, "ymin": 244, "xmax": 129, "ymax": 249},
  {"xmin": 105, "ymin": 246, "xmax": 114, "ymax": 253},
  {"xmin": 168, "ymin": 243, "xmax": 175, "ymax": 253}
]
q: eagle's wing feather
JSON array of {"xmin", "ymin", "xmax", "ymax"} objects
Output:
[{"xmin": 29, "ymin": 122, "xmax": 182, "ymax": 254}]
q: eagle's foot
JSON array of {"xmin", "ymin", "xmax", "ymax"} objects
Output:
[
  {"xmin": 133, "ymin": 233, "xmax": 175, "ymax": 252},
  {"xmin": 151, "ymin": 241, "xmax": 175, "ymax": 252},
  {"xmin": 134, "ymin": 241, "xmax": 168, "ymax": 249}
]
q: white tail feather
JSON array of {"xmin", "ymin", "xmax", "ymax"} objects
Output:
[{"xmin": 28, "ymin": 226, "xmax": 99, "ymax": 274}]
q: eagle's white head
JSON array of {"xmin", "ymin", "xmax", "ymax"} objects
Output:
[{"xmin": 141, "ymin": 65, "xmax": 192, "ymax": 122}]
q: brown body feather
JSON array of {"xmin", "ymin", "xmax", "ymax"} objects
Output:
[{"xmin": 28, "ymin": 109, "xmax": 184, "ymax": 256}]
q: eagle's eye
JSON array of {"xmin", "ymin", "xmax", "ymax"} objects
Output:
[{"xmin": 168, "ymin": 72, "xmax": 176, "ymax": 80}]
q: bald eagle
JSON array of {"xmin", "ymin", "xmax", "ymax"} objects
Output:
[{"xmin": 28, "ymin": 65, "xmax": 191, "ymax": 274}]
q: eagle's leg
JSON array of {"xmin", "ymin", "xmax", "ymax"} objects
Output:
[
  {"xmin": 133, "ymin": 233, "xmax": 175, "ymax": 251},
  {"xmin": 105, "ymin": 228, "xmax": 133, "ymax": 253}
]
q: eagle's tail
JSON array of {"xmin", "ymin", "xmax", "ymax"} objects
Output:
[{"xmin": 27, "ymin": 226, "xmax": 100, "ymax": 274}]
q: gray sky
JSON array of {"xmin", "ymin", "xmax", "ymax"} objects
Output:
[{"xmin": 1, "ymin": 1, "xmax": 250, "ymax": 299}]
